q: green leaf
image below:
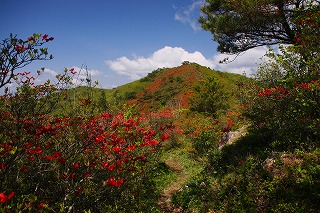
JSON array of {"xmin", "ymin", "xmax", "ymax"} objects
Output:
[
  {"xmin": 9, "ymin": 146, "xmax": 17, "ymax": 155},
  {"xmin": 28, "ymin": 52, "xmax": 34, "ymax": 57},
  {"xmin": 33, "ymin": 33, "xmax": 41, "ymax": 40},
  {"xmin": 28, "ymin": 194, "xmax": 38, "ymax": 202},
  {"xmin": 10, "ymin": 38, "xmax": 17, "ymax": 45},
  {"xmin": 84, "ymin": 188, "xmax": 90, "ymax": 195}
]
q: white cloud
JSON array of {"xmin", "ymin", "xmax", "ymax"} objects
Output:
[
  {"xmin": 71, "ymin": 66, "xmax": 103, "ymax": 77},
  {"xmin": 212, "ymin": 46, "xmax": 269, "ymax": 75},
  {"xmin": 69, "ymin": 66, "xmax": 103, "ymax": 86},
  {"xmin": 105, "ymin": 46, "xmax": 213, "ymax": 79},
  {"xmin": 44, "ymin": 68, "xmax": 58, "ymax": 77},
  {"xmin": 106, "ymin": 46, "xmax": 268, "ymax": 79},
  {"xmin": 34, "ymin": 68, "xmax": 58, "ymax": 84},
  {"xmin": 34, "ymin": 66, "xmax": 104, "ymax": 87},
  {"xmin": 174, "ymin": 0, "xmax": 206, "ymax": 31}
]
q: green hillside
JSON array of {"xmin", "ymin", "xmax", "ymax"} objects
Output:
[{"xmin": 104, "ymin": 62, "xmax": 249, "ymax": 113}]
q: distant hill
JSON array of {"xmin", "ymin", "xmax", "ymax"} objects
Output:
[{"xmin": 105, "ymin": 62, "xmax": 250, "ymax": 113}]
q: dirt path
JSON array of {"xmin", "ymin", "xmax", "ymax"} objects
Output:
[
  {"xmin": 157, "ymin": 157, "xmax": 187, "ymax": 212},
  {"xmin": 157, "ymin": 126, "xmax": 248, "ymax": 212}
]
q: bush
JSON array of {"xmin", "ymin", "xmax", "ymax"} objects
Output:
[
  {"xmin": 0, "ymin": 37, "xmax": 173, "ymax": 211},
  {"xmin": 190, "ymin": 77, "xmax": 229, "ymax": 118},
  {"xmin": 241, "ymin": 66, "xmax": 320, "ymax": 151}
]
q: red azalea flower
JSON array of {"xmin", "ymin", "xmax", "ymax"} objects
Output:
[
  {"xmin": 140, "ymin": 154, "xmax": 145, "ymax": 159},
  {"xmin": 0, "ymin": 164, "xmax": 6, "ymax": 171},
  {"xmin": 101, "ymin": 161, "xmax": 108, "ymax": 167},
  {"xmin": 127, "ymin": 144, "xmax": 135, "ymax": 151},
  {"xmin": 148, "ymin": 140, "xmax": 159, "ymax": 146},
  {"xmin": 27, "ymin": 156, "xmax": 35, "ymax": 161},
  {"xmin": 73, "ymin": 163, "xmax": 79, "ymax": 169},
  {"xmin": 105, "ymin": 177, "xmax": 124, "ymax": 187},
  {"xmin": 70, "ymin": 173, "xmax": 76, "ymax": 179},
  {"xmin": 95, "ymin": 135, "xmax": 104, "ymax": 142},
  {"xmin": 112, "ymin": 146, "xmax": 122, "ymax": 152},
  {"xmin": 161, "ymin": 133, "xmax": 170, "ymax": 141},
  {"xmin": 107, "ymin": 164, "xmax": 116, "ymax": 171},
  {"xmin": 47, "ymin": 37, "xmax": 54, "ymax": 41},
  {"xmin": 52, "ymin": 152, "xmax": 62, "ymax": 159},
  {"xmin": 0, "ymin": 191, "xmax": 14, "ymax": 203},
  {"xmin": 101, "ymin": 113, "xmax": 111, "ymax": 118},
  {"xmin": 20, "ymin": 164, "xmax": 28, "ymax": 173},
  {"xmin": 42, "ymin": 34, "xmax": 48, "ymax": 41},
  {"xmin": 35, "ymin": 146, "xmax": 42, "ymax": 155},
  {"xmin": 8, "ymin": 192, "xmax": 14, "ymax": 199},
  {"xmin": 227, "ymin": 119, "xmax": 235, "ymax": 128},
  {"xmin": 75, "ymin": 187, "xmax": 83, "ymax": 195},
  {"xmin": 58, "ymin": 158, "xmax": 66, "ymax": 164},
  {"xmin": 14, "ymin": 45, "xmax": 22, "ymax": 51},
  {"xmin": 36, "ymin": 203, "xmax": 44, "ymax": 209},
  {"xmin": 0, "ymin": 193, "xmax": 7, "ymax": 203}
]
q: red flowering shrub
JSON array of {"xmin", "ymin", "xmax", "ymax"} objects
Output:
[
  {"xmin": 240, "ymin": 6, "xmax": 320, "ymax": 150},
  {"xmin": 240, "ymin": 78, "xmax": 320, "ymax": 150},
  {"xmin": 0, "ymin": 89, "xmax": 169, "ymax": 211},
  {"xmin": 0, "ymin": 48, "xmax": 172, "ymax": 211}
]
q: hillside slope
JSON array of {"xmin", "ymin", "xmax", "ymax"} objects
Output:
[{"xmin": 106, "ymin": 62, "xmax": 249, "ymax": 113}]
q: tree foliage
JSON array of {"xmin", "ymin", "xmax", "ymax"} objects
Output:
[
  {"xmin": 199, "ymin": 0, "xmax": 319, "ymax": 54},
  {"xmin": 0, "ymin": 33, "xmax": 54, "ymax": 88},
  {"xmin": 190, "ymin": 77, "xmax": 229, "ymax": 117}
]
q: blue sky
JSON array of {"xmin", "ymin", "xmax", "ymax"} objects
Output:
[{"xmin": 1, "ymin": 0, "xmax": 268, "ymax": 89}]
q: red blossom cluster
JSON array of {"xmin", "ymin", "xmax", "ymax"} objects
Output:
[
  {"xmin": 258, "ymin": 81, "xmax": 320, "ymax": 99},
  {"xmin": 105, "ymin": 176, "xmax": 124, "ymax": 187},
  {"xmin": 11, "ymin": 34, "xmax": 54, "ymax": 53},
  {"xmin": 222, "ymin": 118, "xmax": 235, "ymax": 133},
  {"xmin": 69, "ymin": 68, "xmax": 77, "ymax": 75},
  {"xmin": 41, "ymin": 34, "xmax": 54, "ymax": 42},
  {"xmin": 294, "ymin": 80, "xmax": 320, "ymax": 89},
  {"xmin": 0, "ymin": 192, "xmax": 14, "ymax": 204},
  {"xmin": 0, "ymin": 88, "xmax": 172, "ymax": 211},
  {"xmin": 258, "ymin": 86, "xmax": 289, "ymax": 98},
  {"xmin": 14, "ymin": 44, "xmax": 28, "ymax": 52},
  {"xmin": 1, "ymin": 120, "xmax": 161, "ymax": 210},
  {"xmin": 80, "ymin": 112, "xmax": 162, "ymax": 184},
  {"xmin": 161, "ymin": 133, "xmax": 170, "ymax": 141}
]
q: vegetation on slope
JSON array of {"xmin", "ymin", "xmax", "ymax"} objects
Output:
[{"xmin": 107, "ymin": 62, "xmax": 248, "ymax": 115}]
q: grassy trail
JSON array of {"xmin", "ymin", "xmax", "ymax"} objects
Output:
[
  {"xmin": 157, "ymin": 157, "xmax": 187, "ymax": 212},
  {"xmin": 156, "ymin": 140, "xmax": 203, "ymax": 212}
]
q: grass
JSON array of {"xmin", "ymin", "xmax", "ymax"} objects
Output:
[{"xmin": 155, "ymin": 135, "xmax": 203, "ymax": 212}]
